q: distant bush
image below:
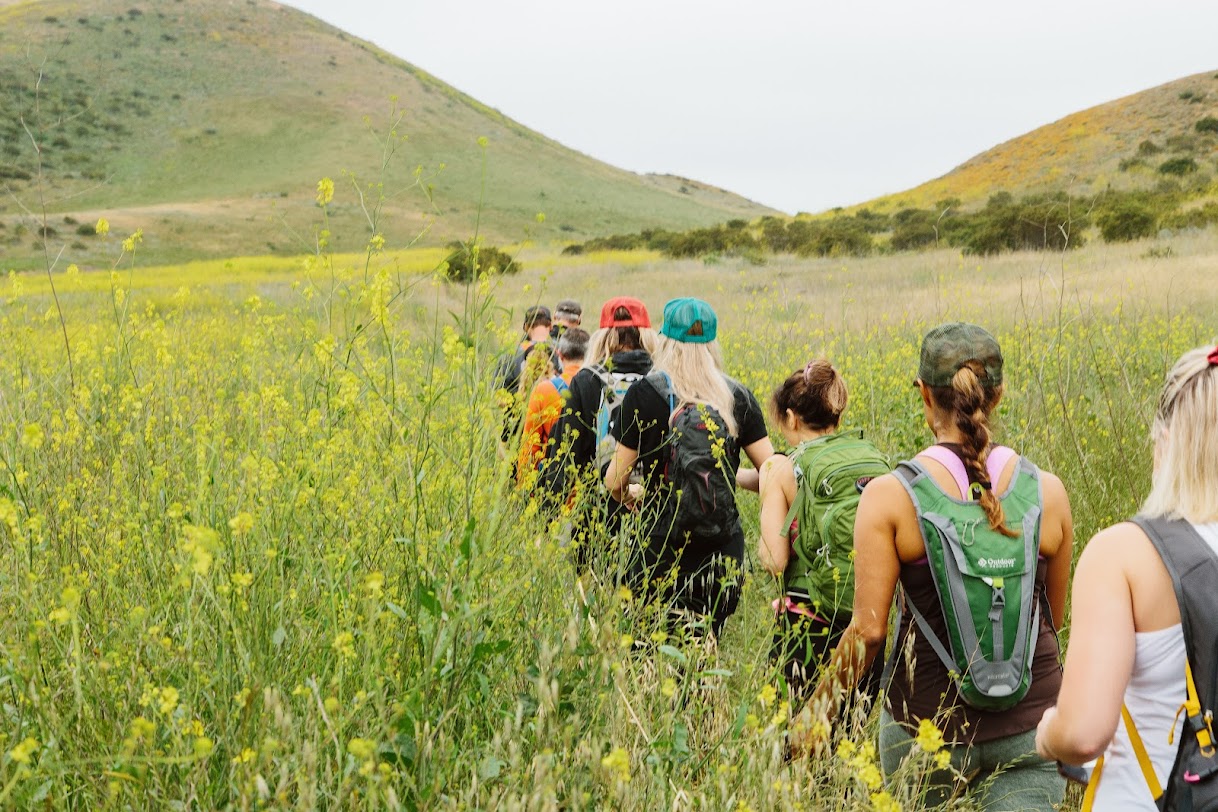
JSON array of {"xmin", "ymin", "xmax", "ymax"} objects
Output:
[
  {"xmin": 76, "ymin": 222, "xmax": 97, "ymax": 236},
  {"xmin": 1196, "ymin": 117, "xmax": 1218, "ymax": 134},
  {"xmin": 1118, "ymin": 157, "xmax": 1146, "ymax": 172},
  {"xmin": 1159, "ymin": 157, "xmax": 1199, "ymax": 176},
  {"xmin": 1165, "ymin": 134, "xmax": 1196, "ymax": 152},
  {"xmin": 443, "ymin": 241, "xmax": 520, "ymax": 283},
  {"xmin": 1097, "ymin": 198, "xmax": 1158, "ymax": 242},
  {"xmin": 949, "ymin": 193, "xmax": 1086, "ymax": 255},
  {"xmin": 1162, "ymin": 201, "xmax": 1218, "ymax": 230},
  {"xmin": 889, "ymin": 209, "xmax": 939, "ymax": 251},
  {"xmin": 1137, "ymin": 139, "xmax": 1162, "ymax": 156}
]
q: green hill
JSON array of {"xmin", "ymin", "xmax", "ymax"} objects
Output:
[
  {"xmin": 863, "ymin": 70, "xmax": 1218, "ymax": 212},
  {"xmin": 0, "ymin": 0, "xmax": 777, "ymax": 268}
]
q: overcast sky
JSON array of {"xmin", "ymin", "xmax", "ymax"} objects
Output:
[{"xmin": 284, "ymin": 0, "xmax": 1218, "ymax": 214}]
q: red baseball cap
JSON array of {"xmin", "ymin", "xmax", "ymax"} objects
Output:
[{"xmin": 599, "ymin": 296, "xmax": 651, "ymax": 328}]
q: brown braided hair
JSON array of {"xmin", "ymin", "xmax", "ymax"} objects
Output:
[
  {"xmin": 930, "ymin": 361, "xmax": 1017, "ymax": 537},
  {"xmin": 771, "ymin": 359, "xmax": 848, "ymax": 431}
]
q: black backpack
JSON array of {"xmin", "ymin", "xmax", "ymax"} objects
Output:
[
  {"xmin": 1129, "ymin": 516, "xmax": 1218, "ymax": 811},
  {"xmin": 648, "ymin": 372, "xmax": 739, "ymax": 540}
]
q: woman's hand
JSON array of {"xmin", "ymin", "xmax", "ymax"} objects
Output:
[{"xmin": 1035, "ymin": 706, "xmax": 1059, "ymax": 761}]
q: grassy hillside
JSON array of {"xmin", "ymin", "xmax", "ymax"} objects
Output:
[
  {"xmin": 865, "ymin": 70, "xmax": 1218, "ymax": 212},
  {"xmin": 0, "ymin": 0, "xmax": 776, "ymax": 268}
]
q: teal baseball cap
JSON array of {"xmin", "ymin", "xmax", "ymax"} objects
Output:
[
  {"xmin": 918, "ymin": 322, "xmax": 1004, "ymax": 388},
  {"xmin": 660, "ymin": 298, "xmax": 717, "ymax": 344}
]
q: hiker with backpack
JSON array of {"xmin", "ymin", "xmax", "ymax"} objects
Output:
[
  {"xmin": 498, "ymin": 305, "xmax": 553, "ymax": 396},
  {"xmin": 757, "ymin": 359, "xmax": 889, "ymax": 700},
  {"xmin": 795, "ymin": 323, "xmax": 1074, "ymax": 811},
  {"xmin": 543, "ymin": 298, "xmax": 657, "ymax": 571},
  {"xmin": 1036, "ymin": 344, "xmax": 1218, "ymax": 811},
  {"xmin": 604, "ymin": 297, "xmax": 774, "ymax": 638},
  {"xmin": 517, "ymin": 328, "xmax": 590, "ymax": 488},
  {"xmin": 497, "ymin": 306, "xmax": 554, "ymax": 452}
]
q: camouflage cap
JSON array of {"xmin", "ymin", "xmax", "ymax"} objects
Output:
[{"xmin": 918, "ymin": 322, "xmax": 1004, "ymax": 388}]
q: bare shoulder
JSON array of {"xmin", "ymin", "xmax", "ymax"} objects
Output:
[
  {"xmin": 761, "ymin": 453, "xmax": 793, "ymax": 475},
  {"xmin": 858, "ymin": 472, "xmax": 912, "ymax": 518},
  {"xmin": 1078, "ymin": 521, "xmax": 1154, "ymax": 563}
]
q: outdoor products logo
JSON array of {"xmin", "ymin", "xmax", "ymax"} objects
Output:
[{"xmin": 978, "ymin": 556, "xmax": 1017, "ymax": 569}]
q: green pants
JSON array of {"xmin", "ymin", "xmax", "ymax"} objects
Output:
[{"xmin": 878, "ymin": 710, "xmax": 1065, "ymax": 811}]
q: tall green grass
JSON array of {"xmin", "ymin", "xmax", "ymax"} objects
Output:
[{"xmin": 0, "ymin": 210, "xmax": 1213, "ymax": 808}]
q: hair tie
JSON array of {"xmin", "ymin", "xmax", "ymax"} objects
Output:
[
  {"xmin": 803, "ymin": 361, "xmax": 815, "ymax": 383},
  {"xmin": 1208, "ymin": 346, "xmax": 1218, "ymax": 366}
]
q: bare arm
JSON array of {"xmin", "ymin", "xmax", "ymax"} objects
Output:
[
  {"xmin": 758, "ymin": 454, "xmax": 795, "ymax": 576},
  {"xmin": 793, "ymin": 475, "xmax": 903, "ymax": 749},
  {"xmin": 1036, "ymin": 525, "xmax": 1139, "ymax": 764},
  {"xmin": 1041, "ymin": 471, "xmax": 1073, "ymax": 630},
  {"xmin": 604, "ymin": 443, "xmax": 640, "ymax": 505}
]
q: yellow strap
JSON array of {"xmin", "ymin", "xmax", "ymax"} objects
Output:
[
  {"xmin": 1081, "ymin": 755, "xmax": 1103, "ymax": 812},
  {"xmin": 1185, "ymin": 660, "xmax": 1216, "ymax": 756},
  {"xmin": 1122, "ymin": 704, "xmax": 1164, "ymax": 799}
]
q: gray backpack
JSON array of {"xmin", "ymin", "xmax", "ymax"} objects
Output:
[{"xmin": 1124, "ymin": 516, "xmax": 1218, "ymax": 812}]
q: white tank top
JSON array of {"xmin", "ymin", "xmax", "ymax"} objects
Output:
[{"xmin": 1093, "ymin": 522, "xmax": 1218, "ymax": 810}]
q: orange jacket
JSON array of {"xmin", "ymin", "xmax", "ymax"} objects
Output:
[{"xmin": 517, "ymin": 363, "xmax": 582, "ymax": 487}]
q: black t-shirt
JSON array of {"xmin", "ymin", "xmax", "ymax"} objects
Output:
[{"xmin": 610, "ymin": 372, "xmax": 767, "ymax": 544}]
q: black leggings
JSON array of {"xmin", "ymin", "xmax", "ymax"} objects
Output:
[{"xmin": 771, "ymin": 606, "xmax": 883, "ymax": 707}]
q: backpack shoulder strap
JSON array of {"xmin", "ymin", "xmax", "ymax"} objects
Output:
[
  {"xmin": 1130, "ymin": 515, "xmax": 1218, "ymax": 784},
  {"xmin": 550, "ymin": 375, "xmax": 569, "ymax": 395},
  {"xmin": 645, "ymin": 370, "xmax": 677, "ymax": 413},
  {"xmin": 1129, "ymin": 516, "xmax": 1217, "ymax": 660}
]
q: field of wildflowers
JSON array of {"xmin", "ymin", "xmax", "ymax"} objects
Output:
[{"xmin": 0, "ymin": 202, "xmax": 1215, "ymax": 809}]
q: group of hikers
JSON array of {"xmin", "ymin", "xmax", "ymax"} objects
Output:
[{"xmin": 496, "ymin": 296, "xmax": 1218, "ymax": 811}]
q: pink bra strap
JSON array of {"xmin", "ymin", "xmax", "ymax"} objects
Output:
[
  {"xmin": 919, "ymin": 445, "xmax": 971, "ymax": 498},
  {"xmin": 986, "ymin": 445, "xmax": 1017, "ymax": 487},
  {"xmin": 919, "ymin": 444, "xmax": 1019, "ymax": 499}
]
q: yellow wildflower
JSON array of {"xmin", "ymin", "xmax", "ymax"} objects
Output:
[
  {"xmin": 661, "ymin": 678, "xmax": 677, "ymax": 699},
  {"xmin": 316, "ymin": 177, "xmax": 334, "ymax": 206},
  {"xmin": 915, "ymin": 718, "xmax": 946, "ymax": 753},
  {"xmin": 95, "ymin": 217, "xmax": 110, "ymax": 236},
  {"xmin": 228, "ymin": 511, "xmax": 254, "ymax": 536},
  {"xmin": 21, "ymin": 423, "xmax": 44, "ymax": 449},
  {"xmin": 601, "ymin": 747, "xmax": 630, "ymax": 783},
  {"xmin": 870, "ymin": 790, "xmax": 902, "ymax": 812},
  {"xmin": 757, "ymin": 683, "xmax": 778, "ymax": 708},
  {"xmin": 332, "ymin": 631, "xmax": 355, "ymax": 660},
  {"xmin": 348, "ymin": 738, "xmax": 376, "ymax": 760},
  {"xmin": 121, "ymin": 229, "xmax": 143, "ymax": 253},
  {"xmin": 8, "ymin": 737, "xmax": 39, "ymax": 764}
]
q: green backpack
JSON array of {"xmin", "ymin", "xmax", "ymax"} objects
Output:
[
  {"xmin": 780, "ymin": 429, "xmax": 890, "ymax": 620},
  {"xmin": 893, "ymin": 455, "xmax": 1046, "ymax": 711}
]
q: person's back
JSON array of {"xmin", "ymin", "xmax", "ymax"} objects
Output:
[
  {"xmin": 797, "ymin": 322, "xmax": 1073, "ymax": 812},
  {"xmin": 517, "ymin": 329, "xmax": 589, "ymax": 488},
  {"xmin": 1038, "ymin": 345, "xmax": 1218, "ymax": 811},
  {"xmin": 604, "ymin": 298, "xmax": 774, "ymax": 637}
]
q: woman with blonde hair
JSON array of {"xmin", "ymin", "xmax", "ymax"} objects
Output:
[
  {"xmin": 1036, "ymin": 345, "xmax": 1218, "ymax": 810},
  {"xmin": 605, "ymin": 298, "xmax": 773, "ymax": 637}
]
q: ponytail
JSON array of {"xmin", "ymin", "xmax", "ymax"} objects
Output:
[{"xmin": 934, "ymin": 363, "xmax": 1016, "ymax": 538}]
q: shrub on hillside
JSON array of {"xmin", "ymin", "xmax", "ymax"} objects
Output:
[
  {"xmin": 443, "ymin": 240, "xmax": 520, "ymax": 283},
  {"xmin": 1162, "ymin": 201, "xmax": 1218, "ymax": 230},
  {"xmin": 1196, "ymin": 117, "xmax": 1218, "ymax": 134},
  {"xmin": 949, "ymin": 193, "xmax": 1086, "ymax": 255},
  {"xmin": 1159, "ymin": 157, "xmax": 1199, "ymax": 176},
  {"xmin": 889, "ymin": 209, "xmax": 939, "ymax": 251},
  {"xmin": 1137, "ymin": 139, "xmax": 1163, "ymax": 156},
  {"xmin": 1097, "ymin": 198, "xmax": 1158, "ymax": 242}
]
